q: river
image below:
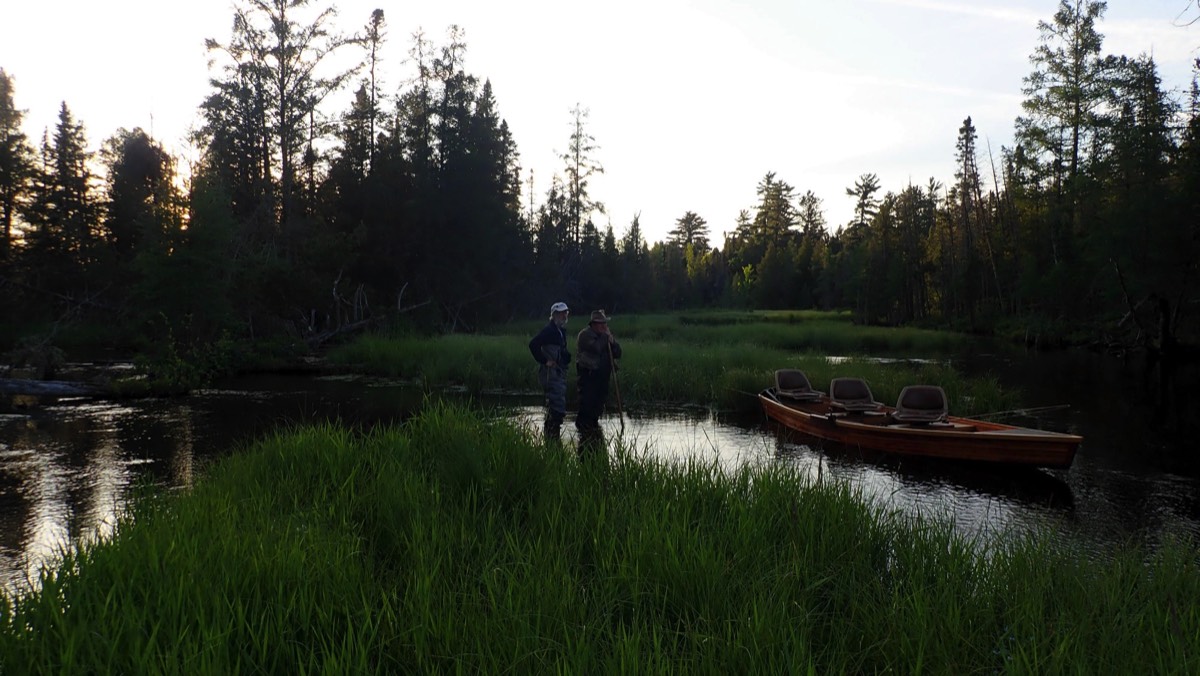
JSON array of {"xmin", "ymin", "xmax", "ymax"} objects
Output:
[{"xmin": 3, "ymin": 349, "xmax": 1199, "ymax": 597}]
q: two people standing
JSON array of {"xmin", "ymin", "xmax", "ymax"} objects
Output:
[{"xmin": 527, "ymin": 303, "xmax": 622, "ymax": 446}]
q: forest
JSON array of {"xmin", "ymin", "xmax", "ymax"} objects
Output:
[{"xmin": 1, "ymin": 0, "xmax": 1198, "ymax": 366}]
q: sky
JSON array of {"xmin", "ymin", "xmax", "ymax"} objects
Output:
[{"xmin": 1, "ymin": 0, "xmax": 1197, "ymax": 244}]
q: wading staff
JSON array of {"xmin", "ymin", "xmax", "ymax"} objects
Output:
[{"xmin": 607, "ymin": 338, "xmax": 625, "ymax": 433}]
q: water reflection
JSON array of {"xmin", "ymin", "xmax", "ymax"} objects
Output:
[
  {"xmin": 0, "ymin": 404, "xmax": 137, "ymax": 594},
  {"xmin": 3, "ymin": 365, "xmax": 1200, "ymax": 598},
  {"xmin": 766, "ymin": 426, "xmax": 1078, "ymax": 545}
]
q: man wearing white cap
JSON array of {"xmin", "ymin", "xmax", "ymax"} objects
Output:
[{"xmin": 528, "ymin": 302, "xmax": 571, "ymax": 441}]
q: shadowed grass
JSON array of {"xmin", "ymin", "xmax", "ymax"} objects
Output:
[
  {"xmin": 328, "ymin": 311, "xmax": 1016, "ymax": 415},
  {"xmin": 3, "ymin": 405, "xmax": 1196, "ymax": 673},
  {"xmin": 329, "ymin": 333, "xmax": 536, "ymax": 393}
]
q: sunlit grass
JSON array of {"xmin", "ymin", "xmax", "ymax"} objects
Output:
[
  {"xmin": 328, "ymin": 311, "xmax": 1016, "ymax": 415},
  {"xmin": 2, "ymin": 405, "xmax": 1196, "ymax": 673}
]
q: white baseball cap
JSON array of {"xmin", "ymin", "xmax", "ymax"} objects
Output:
[{"xmin": 550, "ymin": 302, "xmax": 569, "ymax": 313}]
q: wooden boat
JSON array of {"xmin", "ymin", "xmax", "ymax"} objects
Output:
[{"xmin": 760, "ymin": 371, "xmax": 1082, "ymax": 469}]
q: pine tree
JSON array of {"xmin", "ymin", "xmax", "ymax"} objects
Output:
[
  {"xmin": 1101, "ymin": 55, "xmax": 1185, "ymax": 353},
  {"xmin": 667, "ymin": 211, "xmax": 710, "ymax": 252},
  {"xmin": 1013, "ymin": 0, "xmax": 1112, "ymax": 266},
  {"xmin": 100, "ymin": 128, "xmax": 180, "ymax": 261},
  {"xmin": 0, "ymin": 69, "xmax": 35, "ymax": 267},
  {"xmin": 362, "ymin": 9, "xmax": 387, "ymax": 169},
  {"xmin": 752, "ymin": 172, "xmax": 797, "ymax": 248},
  {"xmin": 200, "ymin": 0, "xmax": 358, "ymax": 237},
  {"xmin": 22, "ymin": 104, "xmax": 100, "ymax": 305},
  {"xmin": 562, "ymin": 104, "xmax": 605, "ymax": 247},
  {"xmin": 845, "ymin": 172, "xmax": 881, "ymax": 231}
]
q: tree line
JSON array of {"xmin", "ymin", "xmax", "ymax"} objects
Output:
[{"xmin": 1, "ymin": 0, "xmax": 1197, "ymax": 358}]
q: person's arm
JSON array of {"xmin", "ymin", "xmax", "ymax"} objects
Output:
[
  {"xmin": 576, "ymin": 330, "xmax": 599, "ymax": 368},
  {"xmin": 578, "ymin": 328, "xmax": 597, "ymax": 357},
  {"xmin": 529, "ymin": 327, "xmax": 548, "ymax": 364}
]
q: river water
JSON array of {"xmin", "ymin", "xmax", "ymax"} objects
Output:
[{"xmin": 3, "ymin": 349, "xmax": 1199, "ymax": 596}]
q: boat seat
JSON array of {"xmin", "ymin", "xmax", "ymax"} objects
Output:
[
  {"xmin": 892, "ymin": 385, "xmax": 949, "ymax": 423},
  {"xmin": 774, "ymin": 369, "xmax": 823, "ymax": 402},
  {"xmin": 829, "ymin": 377, "xmax": 883, "ymax": 412}
]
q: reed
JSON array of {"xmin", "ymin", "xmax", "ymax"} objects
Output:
[
  {"xmin": 564, "ymin": 310, "xmax": 966, "ymax": 355},
  {"xmin": 328, "ymin": 333, "xmax": 534, "ymax": 393},
  {"xmin": 2, "ymin": 405, "xmax": 1195, "ymax": 673},
  {"xmin": 327, "ymin": 312, "xmax": 1015, "ymax": 415}
]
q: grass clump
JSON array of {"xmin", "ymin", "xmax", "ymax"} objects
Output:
[
  {"xmin": 328, "ymin": 311, "xmax": 1014, "ymax": 415},
  {"xmin": 2, "ymin": 404, "xmax": 1196, "ymax": 673}
]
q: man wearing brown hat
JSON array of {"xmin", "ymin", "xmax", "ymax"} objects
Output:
[{"xmin": 575, "ymin": 309, "xmax": 622, "ymax": 449}]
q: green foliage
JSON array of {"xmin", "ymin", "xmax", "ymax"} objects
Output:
[
  {"xmin": 131, "ymin": 317, "xmax": 236, "ymax": 395},
  {"xmin": 2, "ymin": 405, "xmax": 1196, "ymax": 673},
  {"xmin": 331, "ymin": 311, "xmax": 1011, "ymax": 415},
  {"xmin": 328, "ymin": 333, "xmax": 534, "ymax": 394}
]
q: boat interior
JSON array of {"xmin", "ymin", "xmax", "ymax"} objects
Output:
[
  {"xmin": 772, "ymin": 370, "xmax": 972, "ymax": 430},
  {"xmin": 892, "ymin": 385, "xmax": 949, "ymax": 423},
  {"xmin": 774, "ymin": 369, "xmax": 823, "ymax": 402},
  {"xmin": 829, "ymin": 377, "xmax": 885, "ymax": 414}
]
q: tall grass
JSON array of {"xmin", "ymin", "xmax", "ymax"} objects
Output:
[
  {"xmin": 2, "ymin": 405, "xmax": 1196, "ymax": 673},
  {"xmin": 327, "ymin": 312, "xmax": 1016, "ymax": 415},
  {"xmin": 329, "ymin": 333, "xmax": 534, "ymax": 392}
]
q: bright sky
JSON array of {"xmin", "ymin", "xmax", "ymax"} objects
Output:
[{"xmin": 1, "ymin": 1, "xmax": 1196, "ymax": 243}]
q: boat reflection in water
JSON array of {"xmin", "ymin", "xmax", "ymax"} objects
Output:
[{"xmin": 767, "ymin": 420, "xmax": 1075, "ymax": 512}]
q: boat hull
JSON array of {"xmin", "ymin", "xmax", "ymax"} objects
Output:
[{"xmin": 760, "ymin": 389, "xmax": 1081, "ymax": 469}]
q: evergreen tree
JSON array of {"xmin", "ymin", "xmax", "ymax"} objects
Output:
[
  {"xmin": 667, "ymin": 211, "xmax": 710, "ymax": 252},
  {"xmin": 1099, "ymin": 55, "xmax": 1186, "ymax": 352},
  {"xmin": 0, "ymin": 69, "xmax": 34, "ymax": 267},
  {"xmin": 845, "ymin": 172, "xmax": 881, "ymax": 230},
  {"xmin": 532, "ymin": 178, "xmax": 571, "ymax": 296},
  {"xmin": 22, "ymin": 104, "xmax": 101, "ymax": 307},
  {"xmin": 796, "ymin": 190, "xmax": 826, "ymax": 239},
  {"xmin": 361, "ymin": 8, "xmax": 387, "ymax": 169},
  {"xmin": 199, "ymin": 0, "xmax": 358, "ymax": 238},
  {"xmin": 615, "ymin": 213, "xmax": 653, "ymax": 311},
  {"xmin": 950, "ymin": 117, "xmax": 990, "ymax": 320},
  {"xmin": 794, "ymin": 190, "xmax": 828, "ymax": 309},
  {"xmin": 562, "ymin": 104, "xmax": 605, "ymax": 247},
  {"xmin": 752, "ymin": 172, "xmax": 797, "ymax": 248},
  {"xmin": 100, "ymin": 129, "xmax": 180, "ymax": 260},
  {"xmin": 1013, "ymin": 0, "xmax": 1112, "ymax": 267},
  {"xmin": 686, "ymin": 245, "xmax": 729, "ymax": 307},
  {"xmin": 98, "ymin": 128, "xmax": 185, "ymax": 315}
]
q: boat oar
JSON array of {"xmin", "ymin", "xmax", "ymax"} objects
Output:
[
  {"xmin": 607, "ymin": 338, "xmax": 625, "ymax": 433},
  {"xmin": 973, "ymin": 404, "xmax": 1070, "ymax": 421}
]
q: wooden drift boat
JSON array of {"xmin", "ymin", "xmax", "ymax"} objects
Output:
[{"xmin": 760, "ymin": 370, "xmax": 1082, "ymax": 469}]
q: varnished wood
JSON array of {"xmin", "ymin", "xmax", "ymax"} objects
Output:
[{"xmin": 760, "ymin": 388, "xmax": 1081, "ymax": 469}]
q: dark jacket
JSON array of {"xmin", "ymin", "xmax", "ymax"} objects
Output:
[
  {"xmin": 575, "ymin": 326, "xmax": 621, "ymax": 372},
  {"xmin": 529, "ymin": 321, "xmax": 571, "ymax": 366}
]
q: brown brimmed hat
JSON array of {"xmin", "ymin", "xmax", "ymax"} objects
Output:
[{"xmin": 588, "ymin": 309, "xmax": 609, "ymax": 324}]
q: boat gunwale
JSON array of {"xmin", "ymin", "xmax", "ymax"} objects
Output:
[{"xmin": 759, "ymin": 387, "xmax": 1082, "ymax": 468}]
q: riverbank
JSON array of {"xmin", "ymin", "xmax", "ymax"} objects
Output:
[
  {"xmin": 1, "ymin": 403, "xmax": 1195, "ymax": 672},
  {"xmin": 326, "ymin": 310, "xmax": 1018, "ymax": 415}
]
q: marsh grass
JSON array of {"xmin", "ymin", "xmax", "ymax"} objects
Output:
[
  {"xmin": 2, "ymin": 404, "xmax": 1196, "ymax": 673},
  {"xmin": 328, "ymin": 311, "xmax": 1016, "ymax": 415}
]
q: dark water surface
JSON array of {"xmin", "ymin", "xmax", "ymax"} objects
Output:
[{"xmin": 3, "ymin": 349, "xmax": 1199, "ymax": 596}]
